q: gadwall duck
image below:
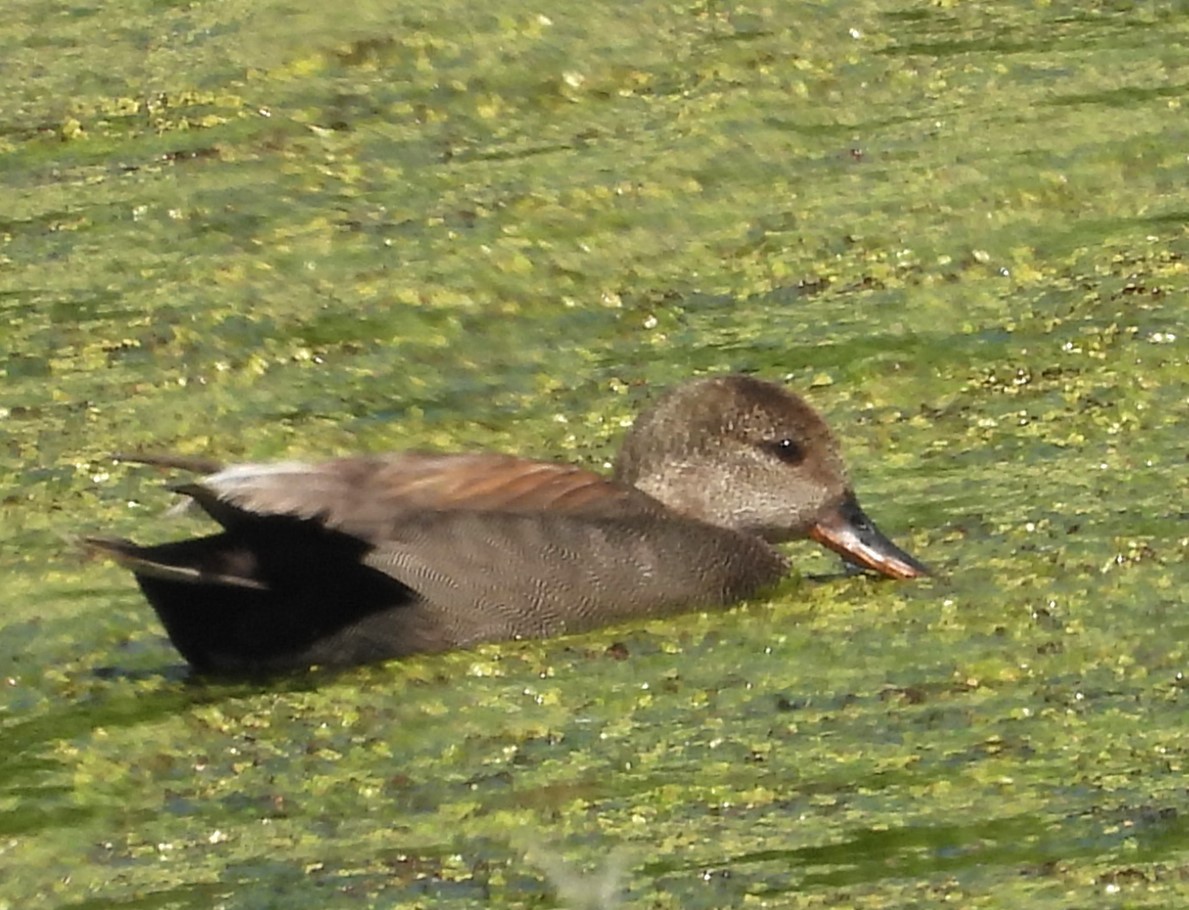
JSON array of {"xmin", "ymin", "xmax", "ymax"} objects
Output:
[{"xmin": 85, "ymin": 375, "xmax": 928, "ymax": 673}]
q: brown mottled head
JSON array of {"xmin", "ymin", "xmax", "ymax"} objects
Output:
[
  {"xmin": 614, "ymin": 374, "xmax": 929, "ymax": 580},
  {"xmin": 613, "ymin": 374, "xmax": 850, "ymax": 542}
]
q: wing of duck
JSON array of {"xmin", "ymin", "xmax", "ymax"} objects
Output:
[{"xmin": 149, "ymin": 452, "xmax": 666, "ymax": 538}]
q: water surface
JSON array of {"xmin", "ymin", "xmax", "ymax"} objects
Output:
[{"xmin": 1, "ymin": 0, "xmax": 1186, "ymax": 907}]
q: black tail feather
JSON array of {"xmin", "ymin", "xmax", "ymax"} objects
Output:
[{"xmin": 83, "ymin": 523, "xmax": 419, "ymax": 673}]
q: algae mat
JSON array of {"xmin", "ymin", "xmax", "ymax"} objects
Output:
[{"xmin": 1, "ymin": 0, "xmax": 1187, "ymax": 907}]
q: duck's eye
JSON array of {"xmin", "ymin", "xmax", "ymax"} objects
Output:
[{"xmin": 767, "ymin": 437, "xmax": 805, "ymax": 465}]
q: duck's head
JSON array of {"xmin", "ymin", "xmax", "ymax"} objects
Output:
[{"xmin": 613, "ymin": 374, "xmax": 929, "ymax": 579}]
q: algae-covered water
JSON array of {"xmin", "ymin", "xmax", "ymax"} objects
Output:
[{"xmin": 2, "ymin": 0, "xmax": 1187, "ymax": 907}]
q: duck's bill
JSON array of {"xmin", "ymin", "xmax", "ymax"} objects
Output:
[{"xmin": 809, "ymin": 492, "xmax": 930, "ymax": 580}]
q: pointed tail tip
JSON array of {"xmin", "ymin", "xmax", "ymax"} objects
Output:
[
  {"xmin": 111, "ymin": 452, "xmax": 224, "ymax": 475},
  {"xmin": 78, "ymin": 535, "xmax": 139, "ymax": 562}
]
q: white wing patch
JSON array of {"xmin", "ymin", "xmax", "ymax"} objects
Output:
[{"xmin": 204, "ymin": 461, "xmax": 318, "ymax": 489}]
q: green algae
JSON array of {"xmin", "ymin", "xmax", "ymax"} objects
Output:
[{"xmin": 2, "ymin": 0, "xmax": 1188, "ymax": 908}]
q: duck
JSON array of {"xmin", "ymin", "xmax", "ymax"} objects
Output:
[{"xmin": 84, "ymin": 374, "xmax": 929, "ymax": 674}]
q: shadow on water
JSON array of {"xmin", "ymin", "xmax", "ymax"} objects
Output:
[
  {"xmin": 0, "ymin": 662, "xmax": 333, "ymax": 839},
  {"xmin": 53, "ymin": 882, "xmax": 235, "ymax": 910}
]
